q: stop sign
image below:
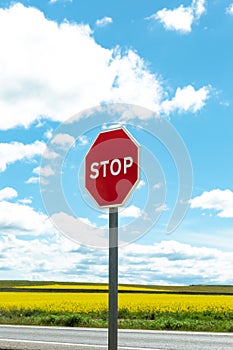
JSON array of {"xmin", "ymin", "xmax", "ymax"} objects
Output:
[{"xmin": 85, "ymin": 127, "xmax": 140, "ymax": 207}]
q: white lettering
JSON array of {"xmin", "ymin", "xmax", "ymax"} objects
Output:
[
  {"xmin": 110, "ymin": 158, "xmax": 121, "ymax": 176},
  {"xmin": 89, "ymin": 156, "xmax": 134, "ymax": 179},
  {"xmin": 90, "ymin": 162, "xmax": 99, "ymax": 179},
  {"xmin": 100, "ymin": 160, "xmax": 109, "ymax": 177},
  {"xmin": 124, "ymin": 156, "xmax": 133, "ymax": 174}
]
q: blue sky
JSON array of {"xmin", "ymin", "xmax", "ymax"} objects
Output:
[{"xmin": 1, "ymin": 0, "xmax": 233, "ymax": 285}]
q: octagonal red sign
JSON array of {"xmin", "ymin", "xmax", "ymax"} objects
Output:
[{"xmin": 85, "ymin": 127, "xmax": 140, "ymax": 207}]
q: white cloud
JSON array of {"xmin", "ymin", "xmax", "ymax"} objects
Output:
[
  {"xmin": 98, "ymin": 211, "xmax": 108, "ymax": 220},
  {"xmin": 1, "ymin": 234, "xmax": 233, "ymax": 284},
  {"xmin": 154, "ymin": 6, "xmax": 194, "ymax": 33},
  {"xmin": 18, "ymin": 198, "xmax": 32, "ymax": 204},
  {"xmin": 120, "ymin": 240, "xmax": 233, "ymax": 285},
  {"xmin": 50, "ymin": 212, "xmax": 108, "ymax": 247},
  {"xmin": 108, "ymin": 50, "xmax": 163, "ymax": 115},
  {"xmin": 155, "ymin": 204, "xmax": 168, "ymax": 213},
  {"xmin": 42, "ymin": 148, "xmax": 59, "ymax": 159},
  {"xmin": 0, "ymin": 190, "xmax": 231, "ymax": 284},
  {"xmin": 190, "ymin": 189, "xmax": 233, "ymax": 218},
  {"xmin": 0, "ymin": 3, "xmax": 162, "ymax": 129},
  {"xmin": 123, "ymin": 240, "xmax": 219, "ymax": 261},
  {"xmin": 0, "ymin": 232, "xmax": 107, "ymax": 281},
  {"xmin": 0, "ymin": 200, "xmax": 54, "ymax": 235},
  {"xmin": 0, "ymin": 140, "xmax": 45, "ymax": 172},
  {"xmin": 33, "ymin": 166, "xmax": 55, "ymax": 177},
  {"xmin": 120, "ymin": 205, "xmax": 142, "ymax": 218},
  {"xmin": 226, "ymin": 4, "xmax": 233, "ymax": 15},
  {"xmin": 77, "ymin": 135, "xmax": 88, "ymax": 146},
  {"xmin": 79, "ymin": 217, "xmax": 96, "ymax": 226},
  {"xmin": 161, "ymin": 85, "xmax": 210, "ymax": 115},
  {"xmin": 0, "ymin": 187, "xmax": 18, "ymax": 201},
  {"xmin": 25, "ymin": 177, "xmax": 39, "ymax": 184},
  {"xmin": 193, "ymin": 0, "xmax": 206, "ymax": 18},
  {"xmin": 147, "ymin": 0, "xmax": 206, "ymax": 34},
  {"xmin": 96, "ymin": 16, "xmax": 113, "ymax": 28},
  {"xmin": 99, "ymin": 205, "xmax": 142, "ymax": 219},
  {"xmin": 153, "ymin": 182, "xmax": 162, "ymax": 190},
  {"xmin": 0, "ymin": 3, "xmax": 210, "ymax": 130},
  {"xmin": 44, "ymin": 129, "xmax": 53, "ymax": 140},
  {"xmin": 51, "ymin": 133, "xmax": 75, "ymax": 149}
]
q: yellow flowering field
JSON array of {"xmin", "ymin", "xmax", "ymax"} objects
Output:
[
  {"xmin": 0, "ymin": 293, "xmax": 107, "ymax": 313},
  {"xmin": 1, "ymin": 292, "xmax": 233, "ymax": 314},
  {"xmin": 119, "ymin": 293, "xmax": 233, "ymax": 313}
]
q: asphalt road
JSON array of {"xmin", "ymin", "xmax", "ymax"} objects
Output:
[{"xmin": 0, "ymin": 325, "xmax": 233, "ymax": 350}]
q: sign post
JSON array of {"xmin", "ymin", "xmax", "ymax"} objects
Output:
[
  {"xmin": 108, "ymin": 207, "xmax": 118, "ymax": 350},
  {"xmin": 85, "ymin": 127, "xmax": 140, "ymax": 350}
]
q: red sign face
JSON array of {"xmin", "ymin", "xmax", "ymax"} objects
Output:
[{"xmin": 85, "ymin": 127, "xmax": 140, "ymax": 207}]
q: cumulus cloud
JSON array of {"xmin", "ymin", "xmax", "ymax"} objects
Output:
[
  {"xmin": 0, "ymin": 232, "xmax": 107, "ymax": 281},
  {"xmin": 50, "ymin": 212, "xmax": 108, "ymax": 247},
  {"xmin": 226, "ymin": 4, "xmax": 233, "ymax": 15},
  {"xmin": 0, "ymin": 3, "xmax": 162, "ymax": 129},
  {"xmin": 0, "ymin": 140, "xmax": 45, "ymax": 172},
  {"xmin": 0, "ymin": 187, "xmax": 55, "ymax": 243},
  {"xmin": 99, "ymin": 205, "xmax": 142, "ymax": 220},
  {"xmin": 44, "ymin": 129, "xmax": 53, "ymax": 140},
  {"xmin": 33, "ymin": 165, "xmax": 55, "ymax": 177},
  {"xmin": 120, "ymin": 205, "xmax": 142, "ymax": 218},
  {"xmin": 120, "ymin": 240, "xmax": 233, "ymax": 285},
  {"xmin": 77, "ymin": 135, "xmax": 88, "ymax": 146},
  {"xmin": 51, "ymin": 133, "xmax": 75, "ymax": 149},
  {"xmin": 0, "ymin": 200, "xmax": 54, "ymax": 235},
  {"xmin": 0, "ymin": 233, "xmax": 233, "ymax": 284},
  {"xmin": 18, "ymin": 198, "xmax": 32, "ymax": 204},
  {"xmin": 147, "ymin": 0, "xmax": 206, "ymax": 34},
  {"xmin": 153, "ymin": 182, "xmax": 162, "ymax": 190},
  {"xmin": 123, "ymin": 240, "xmax": 219, "ymax": 261},
  {"xmin": 95, "ymin": 16, "xmax": 113, "ymax": 28},
  {"xmin": 0, "ymin": 187, "xmax": 232, "ymax": 284},
  {"xmin": 155, "ymin": 204, "xmax": 168, "ymax": 213},
  {"xmin": 190, "ymin": 189, "xmax": 233, "ymax": 218},
  {"xmin": 193, "ymin": 0, "xmax": 206, "ymax": 18},
  {"xmin": 161, "ymin": 85, "xmax": 210, "ymax": 115},
  {"xmin": 51, "ymin": 133, "xmax": 87, "ymax": 149},
  {"xmin": 42, "ymin": 148, "xmax": 59, "ymax": 160},
  {"xmin": 0, "ymin": 3, "xmax": 210, "ymax": 130},
  {"xmin": 25, "ymin": 177, "xmax": 40, "ymax": 184},
  {"xmin": 0, "ymin": 187, "xmax": 18, "ymax": 201},
  {"xmin": 152, "ymin": 6, "xmax": 194, "ymax": 33}
]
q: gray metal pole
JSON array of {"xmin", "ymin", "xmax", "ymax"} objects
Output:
[{"xmin": 108, "ymin": 206, "xmax": 118, "ymax": 350}]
